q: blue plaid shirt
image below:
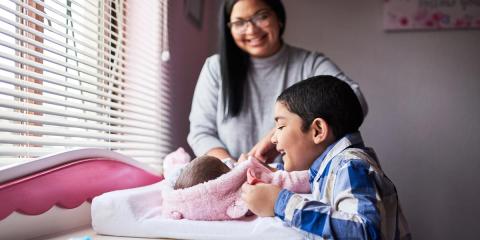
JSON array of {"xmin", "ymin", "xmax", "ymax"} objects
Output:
[{"xmin": 274, "ymin": 132, "xmax": 411, "ymax": 239}]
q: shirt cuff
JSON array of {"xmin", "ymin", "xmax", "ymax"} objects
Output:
[
  {"xmin": 274, "ymin": 189, "xmax": 294, "ymax": 220},
  {"xmin": 275, "ymin": 163, "xmax": 284, "ymax": 170}
]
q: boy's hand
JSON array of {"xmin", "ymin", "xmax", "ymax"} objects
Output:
[{"xmin": 241, "ymin": 182, "xmax": 281, "ymax": 217}]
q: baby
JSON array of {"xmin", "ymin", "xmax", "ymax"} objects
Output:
[
  {"xmin": 174, "ymin": 155, "xmax": 230, "ymax": 189},
  {"xmin": 174, "ymin": 155, "xmax": 278, "ymax": 190},
  {"xmin": 161, "ymin": 148, "xmax": 309, "ymax": 220}
]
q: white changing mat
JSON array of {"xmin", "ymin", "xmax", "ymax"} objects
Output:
[{"xmin": 91, "ymin": 181, "xmax": 305, "ymax": 240}]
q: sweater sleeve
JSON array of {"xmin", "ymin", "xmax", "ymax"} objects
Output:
[
  {"xmin": 187, "ymin": 56, "xmax": 226, "ymax": 156},
  {"xmin": 310, "ymin": 54, "xmax": 369, "ymax": 117}
]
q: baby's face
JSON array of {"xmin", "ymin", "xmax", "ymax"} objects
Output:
[{"xmin": 271, "ymin": 102, "xmax": 318, "ymax": 171}]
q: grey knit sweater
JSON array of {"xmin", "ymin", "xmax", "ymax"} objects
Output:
[{"xmin": 187, "ymin": 44, "xmax": 368, "ymax": 158}]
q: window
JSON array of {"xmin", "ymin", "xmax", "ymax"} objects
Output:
[{"xmin": 0, "ymin": 0, "xmax": 171, "ymax": 170}]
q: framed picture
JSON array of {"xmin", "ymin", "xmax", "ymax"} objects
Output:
[
  {"xmin": 384, "ymin": 0, "xmax": 480, "ymax": 30},
  {"xmin": 185, "ymin": 0, "xmax": 204, "ymax": 29}
]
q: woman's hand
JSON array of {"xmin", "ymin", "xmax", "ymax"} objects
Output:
[
  {"xmin": 248, "ymin": 128, "xmax": 279, "ymax": 163},
  {"xmin": 241, "ymin": 182, "xmax": 281, "ymax": 217},
  {"xmin": 237, "ymin": 153, "xmax": 249, "ymax": 163}
]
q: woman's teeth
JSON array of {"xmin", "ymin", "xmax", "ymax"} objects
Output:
[{"xmin": 248, "ymin": 36, "xmax": 265, "ymax": 45}]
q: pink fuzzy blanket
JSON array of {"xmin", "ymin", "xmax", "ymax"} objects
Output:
[{"xmin": 160, "ymin": 148, "xmax": 310, "ymax": 221}]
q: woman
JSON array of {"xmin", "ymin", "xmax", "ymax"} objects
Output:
[{"xmin": 188, "ymin": 0, "xmax": 368, "ymax": 163}]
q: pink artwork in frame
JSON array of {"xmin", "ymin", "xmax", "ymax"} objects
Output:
[{"xmin": 384, "ymin": 0, "xmax": 480, "ymax": 30}]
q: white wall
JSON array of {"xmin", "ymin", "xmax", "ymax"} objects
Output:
[{"xmin": 282, "ymin": 0, "xmax": 480, "ymax": 239}]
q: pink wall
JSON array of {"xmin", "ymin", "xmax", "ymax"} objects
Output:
[{"xmin": 168, "ymin": 0, "xmax": 220, "ymax": 155}]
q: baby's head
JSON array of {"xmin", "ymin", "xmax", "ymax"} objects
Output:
[
  {"xmin": 272, "ymin": 75, "xmax": 364, "ymax": 171},
  {"xmin": 174, "ymin": 155, "xmax": 231, "ymax": 190}
]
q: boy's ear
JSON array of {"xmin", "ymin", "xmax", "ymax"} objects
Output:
[{"xmin": 311, "ymin": 118, "xmax": 329, "ymax": 144}]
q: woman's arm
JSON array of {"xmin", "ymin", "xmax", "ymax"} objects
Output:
[
  {"xmin": 187, "ymin": 56, "xmax": 227, "ymax": 157},
  {"xmin": 206, "ymin": 147, "xmax": 232, "ymax": 160}
]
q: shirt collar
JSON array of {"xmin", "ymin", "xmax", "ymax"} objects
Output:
[{"xmin": 310, "ymin": 131, "xmax": 364, "ymax": 173}]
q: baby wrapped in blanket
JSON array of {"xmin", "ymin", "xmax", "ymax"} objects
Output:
[{"xmin": 161, "ymin": 148, "xmax": 310, "ymax": 221}]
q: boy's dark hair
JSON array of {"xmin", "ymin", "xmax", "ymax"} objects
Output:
[
  {"xmin": 219, "ymin": 0, "xmax": 286, "ymax": 117},
  {"xmin": 277, "ymin": 75, "xmax": 364, "ymax": 140},
  {"xmin": 174, "ymin": 155, "xmax": 231, "ymax": 190}
]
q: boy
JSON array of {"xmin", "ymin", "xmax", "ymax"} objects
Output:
[{"xmin": 241, "ymin": 76, "xmax": 411, "ymax": 239}]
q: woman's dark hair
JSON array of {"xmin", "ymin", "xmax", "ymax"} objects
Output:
[
  {"xmin": 277, "ymin": 76, "xmax": 364, "ymax": 140},
  {"xmin": 219, "ymin": 0, "xmax": 286, "ymax": 117}
]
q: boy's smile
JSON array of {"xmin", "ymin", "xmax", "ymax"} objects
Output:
[{"xmin": 271, "ymin": 102, "xmax": 324, "ymax": 171}]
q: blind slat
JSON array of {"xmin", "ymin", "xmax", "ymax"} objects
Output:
[
  {"xmin": 0, "ymin": 75, "xmax": 160, "ymax": 118},
  {"xmin": 0, "ymin": 147, "xmax": 53, "ymax": 157},
  {"xmin": 0, "ymin": 49, "xmax": 163, "ymax": 103},
  {"xmin": 0, "ymin": 87, "xmax": 161, "ymax": 124},
  {"xmin": 0, "ymin": 122, "xmax": 161, "ymax": 144},
  {"xmin": 41, "ymin": 0, "xmax": 127, "ymax": 33},
  {"xmin": 0, "ymin": 15, "xmax": 159, "ymax": 77},
  {"xmin": 10, "ymin": 0, "xmax": 126, "ymax": 50},
  {"xmin": 0, "ymin": 63, "xmax": 161, "ymax": 109},
  {"xmin": 0, "ymin": 135, "xmax": 162, "ymax": 151},
  {"xmin": 0, "ymin": 27, "xmax": 163, "ymax": 90},
  {"xmin": 0, "ymin": 111, "xmax": 172, "ymax": 138},
  {"xmin": 0, "ymin": 100, "xmax": 161, "ymax": 131},
  {"xmin": 0, "ymin": 148, "xmax": 165, "ymax": 159},
  {"xmin": 0, "ymin": 5, "xmax": 129, "ymax": 66}
]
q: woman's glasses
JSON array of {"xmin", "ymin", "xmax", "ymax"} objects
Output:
[{"xmin": 228, "ymin": 10, "xmax": 272, "ymax": 34}]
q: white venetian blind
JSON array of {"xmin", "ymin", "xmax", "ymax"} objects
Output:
[{"xmin": 0, "ymin": 0, "xmax": 172, "ymax": 170}]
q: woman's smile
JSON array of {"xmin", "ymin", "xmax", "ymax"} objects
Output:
[
  {"xmin": 230, "ymin": 0, "xmax": 282, "ymax": 58},
  {"xmin": 246, "ymin": 34, "xmax": 267, "ymax": 46}
]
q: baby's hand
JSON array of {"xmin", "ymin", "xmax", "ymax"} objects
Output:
[
  {"xmin": 241, "ymin": 182, "xmax": 281, "ymax": 217},
  {"xmin": 257, "ymin": 159, "xmax": 277, "ymax": 172}
]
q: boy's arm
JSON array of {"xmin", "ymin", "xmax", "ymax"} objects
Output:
[{"xmin": 274, "ymin": 160, "xmax": 380, "ymax": 239}]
